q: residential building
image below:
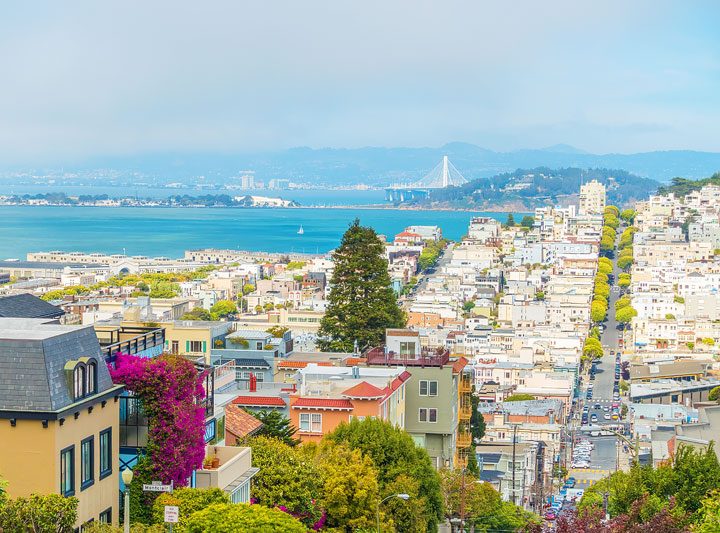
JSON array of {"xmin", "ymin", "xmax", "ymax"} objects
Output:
[
  {"xmin": 0, "ymin": 318, "xmax": 124, "ymax": 528},
  {"xmin": 578, "ymin": 179, "xmax": 606, "ymax": 215}
]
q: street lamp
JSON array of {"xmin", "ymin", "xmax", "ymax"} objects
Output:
[
  {"xmin": 376, "ymin": 493, "xmax": 410, "ymax": 532},
  {"xmin": 121, "ymin": 468, "xmax": 134, "ymax": 533}
]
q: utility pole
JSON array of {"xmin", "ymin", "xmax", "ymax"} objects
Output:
[{"xmin": 459, "ymin": 467, "xmax": 466, "ymax": 533}]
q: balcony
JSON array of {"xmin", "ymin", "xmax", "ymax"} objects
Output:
[
  {"xmin": 460, "ymin": 376, "xmax": 472, "ymax": 394},
  {"xmin": 195, "ymin": 445, "xmax": 258, "ymax": 493},
  {"xmin": 459, "ymin": 404, "xmax": 472, "ymax": 421},
  {"xmin": 457, "ymin": 431, "xmax": 472, "ymax": 448},
  {"xmin": 99, "ymin": 326, "xmax": 165, "ymax": 364},
  {"xmin": 364, "ymin": 346, "xmax": 450, "ymax": 367}
]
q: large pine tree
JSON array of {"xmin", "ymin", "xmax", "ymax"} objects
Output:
[{"xmin": 317, "ymin": 219, "xmax": 406, "ymax": 352}]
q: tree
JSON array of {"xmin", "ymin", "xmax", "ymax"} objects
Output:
[
  {"xmin": 616, "ymin": 306, "xmax": 638, "ymax": 324},
  {"xmin": 702, "ymin": 337, "xmax": 716, "ymax": 346},
  {"xmin": 598, "ymin": 261, "xmax": 613, "ymax": 275},
  {"xmin": 148, "ymin": 280, "xmax": 180, "ymax": 298},
  {"xmin": 0, "ymin": 493, "xmax": 78, "ymax": 532},
  {"xmin": 594, "ymin": 282, "xmax": 611, "ymax": 300},
  {"xmin": 462, "ymin": 300, "xmax": 476, "ymax": 312},
  {"xmin": 618, "ymin": 253, "xmax": 634, "ymax": 270},
  {"xmin": 504, "ymin": 393, "xmax": 536, "ymax": 402},
  {"xmin": 248, "ymin": 436, "xmax": 323, "ymax": 527},
  {"xmin": 615, "ymin": 295, "xmax": 631, "ymax": 310},
  {"xmin": 696, "ymin": 490, "xmax": 720, "ymax": 532},
  {"xmin": 520, "ymin": 215, "xmax": 535, "ymax": 228},
  {"xmin": 251, "ymin": 410, "xmax": 299, "ymax": 446},
  {"xmin": 242, "ymin": 283, "xmax": 256, "ymax": 295},
  {"xmin": 181, "ymin": 307, "xmax": 212, "ymax": 321},
  {"xmin": 618, "ymin": 274, "xmax": 631, "ymax": 289},
  {"xmin": 595, "ymin": 272, "xmax": 609, "ymax": 285},
  {"xmin": 605, "ymin": 205, "xmax": 620, "ymax": 218},
  {"xmin": 324, "ymin": 417, "xmax": 443, "ymax": 531},
  {"xmin": 620, "ymin": 209, "xmax": 637, "ymax": 224},
  {"xmin": 603, "ymin": 226, "xmax": 617, "ymax": 240},
  {"xmin": 599, "ymin": 256, "xmax": 613, "ymax": 270},
  {"xmin": 505, "ymin": 213, "xmax": 516, "ymax": 227},
  {"xmin": 266, "ymin": 325, "xmax": 290, "ymax": 338},
  {"xmin": 583, "ymin": 337, "xmax": 604, "ymax": 359},
  {"xmin": 601, "ymin": 235, "xmax": 615, "ymax": 252},
  {"xmin": 604, "ymin": 215, "xmax": 620, "ymax": 230},
  {"xmin": 153, "ymin": 488, "xmax": 229, "ymax": 530},
  {"xmin": 185, "ymin": 503, "xmax": 306, "ymax": 533},
  {"xmin": 317, "ymin": 219, "xmax": 405, "ymax": 352},
  {"xmin": 708, "ymin": 386, "xmax": 720, "ymax": 402},
  {"xmin": 591, "ymin": 301, "xmax": 608, "ymax": 323},
  {"xmin": 470, "ymin": 387, "xmax": 486, "ymax": 442},
  {"xmin": 210, "ymin": 299, "xmax": 237, "ymax": 318},
  {"xmin": 312, "ymin": 442, "xmax": 381, "ymax": 530},
  {"xmin": 535, "ymin": 290, "xmax": 545, "ymax": 301}
]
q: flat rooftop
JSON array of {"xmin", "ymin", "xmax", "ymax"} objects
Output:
[{"xmin": 0, "ymin": 317, "xmax": 88, "ymax": 340}]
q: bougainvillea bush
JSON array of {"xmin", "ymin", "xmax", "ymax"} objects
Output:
[{"xmin": 109, "ymin": 353, "xmax": 207, "ymax": 486}]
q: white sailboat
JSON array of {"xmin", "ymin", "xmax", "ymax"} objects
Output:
[{"xmin": 297, "ymin": 225, "xmax": 304, "ymax": 235}]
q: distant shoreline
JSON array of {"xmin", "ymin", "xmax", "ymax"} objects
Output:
[{"xmin": 0, "ymin": 202, "xmax": 521, "ymax": 214}]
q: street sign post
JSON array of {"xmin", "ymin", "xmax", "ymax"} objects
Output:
[
  {"xmin": 164, "ymin": 505, "xmax": 179, "ymax": 523},
  {"xmin": 142, "ymin": 482, "xmax": 173, "ymax": 492}
]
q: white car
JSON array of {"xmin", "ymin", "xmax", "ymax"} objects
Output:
[
  {"xmin": 571, "ymin": 462, "xmax": 590, "ymax": 468},
  {"xmin": 604, "ymin": 414, "xmax": 612, "ymax": 420}
]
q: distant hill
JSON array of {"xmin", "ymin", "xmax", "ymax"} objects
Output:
[
  {"xmin": 657, "ymin": 172, "xmax": 720, "ymax": 198},
  {"xmin": 412, "ymin": 167, "xmax": 660, "ymax": 210},
  {"xmin": 4, "ymin": 143, "xmax": 720, "ymax": 186}
]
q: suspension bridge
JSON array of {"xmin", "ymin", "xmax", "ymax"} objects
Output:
[{"xmin": 385, "ymin": 155, "xmax": 468, "ymax": 202}]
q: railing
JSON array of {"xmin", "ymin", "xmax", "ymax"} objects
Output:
[
  {"xmin": 460, "ymin": 375, "xmax": 472, "ymax": 393},
  {"xmin": 459, "ymin": 405, "xmax": 472, "ymax": 420},
  {"xmin": 101, "ymin": 328, "xmax": 165, "ymax": 364},
  {"xmin": 213, "ymin": 360, "xmax": 236, "ymax": 392},
  {"xmin": 364, "ymin": 346, "xmax": 450, "ymax": 367}
]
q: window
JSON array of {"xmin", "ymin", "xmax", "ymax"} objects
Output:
[
  {"xmin": 99, "ymin": 428, "xmax": 112, "ymax": 480},
  {"xmin": 86, "ymin": 362, "xmax": 96, "ymax": 395},
  {"xmin": 99, "ymin": 508, "xmax": 112, "ymax": 524},
  {"xmin": 419, "ymin": 380, "xmax": 438, "ymax": 396},
  {"xmin": 73, "ymin": 366, "xmax": 85, "ymax": 399},
  {"xmin": 60, "ymin": 445, "xmax": 75, "ymax": 496},
  {"xmin": 171, "ymin": 340, "xmax": 179, "ymax": 354},
  {"xmin": 256, "ymin": 341, "xmax": 263, "ymax": 350},
  {"xmin": 80, "ymin": 436, "xmax": 94, "ymax": 490},
  {"xmin": 299, "ymin": 413, "xmax": 322, "ymax": 432},
  {"xmin": 399, "ymin": 341, "xmax": 416, "ymax": 356},
  {"xmin": 189, "ymin": 341, "xmax": 203, "ymax": 353},
  {"xmin": 419, "ymin": 408, "xmax": 437, "ymax": 423}
]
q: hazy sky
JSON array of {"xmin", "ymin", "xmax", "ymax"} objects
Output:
[{"xmin": 1, "ymin": 1, "xmax": 718, "ymax": 162}]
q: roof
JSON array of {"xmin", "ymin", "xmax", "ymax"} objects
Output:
[
  {"xmin": 291, "ymin": 397, "xmax": 354, "ymax": 410},
  {"xmin": 386, "ymin": 329, "xmax": 419, "ymax": 337},
  {"xmin": 0, "ymin": 319, "xmax": 117, "ymax": 412},
  {"xmin": 232, "ymin": 395, "xmax": 286, "ymax": 407},
  {"xmin": 277, "ymin": 360, "xmax": 333, "ymax": 369},
  {"xmin": 233, "ymin": 358, "xmax": 271, "ymax": 369},
  {"xmin": 342, "ymin": 381, "xmax": 386, "ymax": 399},
  {"xmin": 0, "ymin": 260, "xmax": 104, "ymax": 270},
  {"xmin": 0, "ymin": 294, "xmax": 65, "ymax": 319},
  {"xmin": 452, "ymin": 356, "xmax": 469, "ymax": 374},
  {"xmin": 479, "ymin": 470, "xmax": 504, "ymax": 483},
  {"xmin": 224, "ymin": 404, "xmax": 263, "ymax": 442},
  {"xmin": 396, "ymin": 231, "xmax": 422, "ymax": 238}
]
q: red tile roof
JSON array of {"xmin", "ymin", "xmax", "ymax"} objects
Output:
[
  {"xmin": 344, "ymin": 357, "xmax": 365, "ymax": 366},
  {"xmin": 396, "ymin": 231, "xmax": 422, "ymax": 238},
  {"xmin": 452, "ymin": 356, "xmax": 469, "ymax": 374},
  {"xmin": 277, "ymin": 360, "xmax": 333, "ymax": 369},
  {"xmin": 224, "ymin": 404, "xmax": 263, "ymax": 443},
  {"xmin": 291, "ymin": 397, "xmax": 354, "ymax": 410},
  {"xmin": 342, "ymin": 381, "xmax": 386, "ymax": 399},
  {"xmin": 232, "ymin": 395, "xmax": 286, "ymax": 407}
]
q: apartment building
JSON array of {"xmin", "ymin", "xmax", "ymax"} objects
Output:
[
  {"xmin": 578, "ymin": 179, "xmax": 606, "ymax": 215},
  {"xmin": 0, "ymin": 318, "xmax": 124, "ymax": 528}
]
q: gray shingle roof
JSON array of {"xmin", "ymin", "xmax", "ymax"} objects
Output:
[
  {"xmin": 0, "ymin": 319, "xmax": 115, "ymax": 412},
  {"xmin": 0, "ymin": 294, "xmax": 64, "ymax": 319}
]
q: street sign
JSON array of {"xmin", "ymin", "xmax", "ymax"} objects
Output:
[
  {"xmin": 143, "ymin": 483, "xmax": 173, "ymax": 492},
  {"xmin": 164, "ymin": 505, "xmax": 179, "ymax": 523}
]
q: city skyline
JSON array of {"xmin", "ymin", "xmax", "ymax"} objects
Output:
[{"xmin": 0, "ymin": 1, "xmax": 718, "ymax": 164}]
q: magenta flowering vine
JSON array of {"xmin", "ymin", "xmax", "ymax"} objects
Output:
[{"xmin": 109, "ymin": 353, "xmax": 207, "ymax": 486}]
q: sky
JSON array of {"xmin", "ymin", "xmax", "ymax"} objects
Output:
[{"xmin": 0, "ymin": 1, "xmax": 718, "ymax": 162}]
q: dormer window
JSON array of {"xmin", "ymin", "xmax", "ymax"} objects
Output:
[
  {"xmin": 87, "ymin": 362, "xmax": 97, "ymax": 395},
  {"xmin": 73, "ymin": 365, "xmax": 86, "ymax": 400},
  {"xmin": 65, "ymin": 357, "xmax": 99, "ymax": 401}
]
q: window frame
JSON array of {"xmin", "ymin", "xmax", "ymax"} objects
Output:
[
  {"xmin": 60, "ymin": 444, "xmax": 75, "ymax": 497},
  {"xmin": 419, "ymin": 408, "xmax": 427, "ymax": 422},
  {"xmin": 189, "ymin": 340, "xmax": 203, "ymax": 353},
  {"xmin": 73, "ymin": 365, "xmax": 86, "ymax": 400},
  {"xmin": 99, "ymin": 427, "xmax": 112, "ymax": 480},
  {"xmin": 299, "ymin": 412, "xmax": 322, "ymax": 432},
  {"xmin": 86, "ymin": 362, "xmax": 97, "ymax": 395},
  {"xmin": 80, "ymin": 436, "xmax": 94, "ymax": 491},
  {"xmin": 99, "ymin": 508, "xmax": 112, "ymax": 524}
]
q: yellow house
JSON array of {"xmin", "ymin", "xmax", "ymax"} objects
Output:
[
  {"xmin": 0, "ymin": 318, "xmax": 124, "ymax": 528},
  {"xmin": 162, "ymin": 320, "xmax": 234, "ymax": 364}
]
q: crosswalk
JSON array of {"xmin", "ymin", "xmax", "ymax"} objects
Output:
[{"xmin": 569, "ymin": 468, "xmax": 610, "ymax": 474}]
